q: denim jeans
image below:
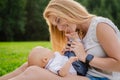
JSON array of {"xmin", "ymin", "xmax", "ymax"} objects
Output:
[
  {"xmin": 64, "ymin": 51, "xmax": 88, "ymax": 76},
  {"xmin": 87, "ymin": 75, "xmax": 109, "ymax": 80}
]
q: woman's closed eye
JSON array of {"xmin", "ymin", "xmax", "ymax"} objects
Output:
[
  {"xmin": 56, "ymin": 17, "xmax": 67, "ymax": 25},
  {"xmin": 56, "ymin": 17, "xmax": 61, "ymax": 24}
]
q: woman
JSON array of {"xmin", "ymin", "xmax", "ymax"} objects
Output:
[{"xmin": 1, "ymin": 0, "xmax": 120, "ymax": 80}]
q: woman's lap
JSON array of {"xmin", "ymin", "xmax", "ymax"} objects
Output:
[
  {"xmin": 10, "ymin": 66, "xmax": 89, "ymax": 80},
  {"xmin": 9, "ymin": 66, "xmax": 58, "ymax": 80}
]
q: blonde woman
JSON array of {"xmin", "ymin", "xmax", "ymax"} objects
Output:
[{"xmin": 0, "ymin": 0, "xmax": 120, "ymax": 80}]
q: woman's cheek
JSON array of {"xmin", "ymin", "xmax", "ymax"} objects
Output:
[
  {"xmin": 68, "ymin": 27, "xmax": 75, "ymax": 33},
  {"xmin": 57, "ymin": 25, "xmax": 63, "ymax": 31}
]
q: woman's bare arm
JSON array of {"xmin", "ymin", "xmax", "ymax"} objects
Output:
[{"xmin": 90, "ymin": 23, "xmax": 120, "ymax": 72}]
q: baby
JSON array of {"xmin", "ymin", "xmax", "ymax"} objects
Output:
[{"xmin": 28, "ymin": 46, "xmax": 78, "ymax": 77}]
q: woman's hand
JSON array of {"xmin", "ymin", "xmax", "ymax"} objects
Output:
[
  {"xmin": 65, "ymin": 32, "xmax": 80, "ymax": 41},
  {"xmin": 70, "ymin": 40, "xmax": 86, "ymax": 62},
  {"xmin": 65, "ymin": 32, "xmax": 87, "ymax": 62}
]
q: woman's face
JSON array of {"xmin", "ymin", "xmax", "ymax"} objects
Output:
[{"xmin": 49, "ymin": 16, "xmax": 77, "ymax": 34}]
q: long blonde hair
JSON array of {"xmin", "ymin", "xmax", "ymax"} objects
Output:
[{"xmin": 43, "ymin": 0, "xmax": 95, "ymax": 52}]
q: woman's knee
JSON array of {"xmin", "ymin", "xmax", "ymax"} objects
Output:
[
  {"xmin": 8, "ymin": 66, "xmax": 43, "ymax": 80},
  {"xmin": 23, "ymin": 66, "xmax": 53, "ymax": 78},
  {"xmin": 25, "ymin": 66, "xmax": 41, "ymax": 73}
]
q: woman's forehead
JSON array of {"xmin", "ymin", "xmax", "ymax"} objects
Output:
[{"xmin": 48, "ymin": 15, "xmax": 68, "ymax": 25}]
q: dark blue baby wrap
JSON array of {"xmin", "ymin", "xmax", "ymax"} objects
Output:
[{"xmin": 64, "ymin": 51, "xmax": 88, "ymax": 76}]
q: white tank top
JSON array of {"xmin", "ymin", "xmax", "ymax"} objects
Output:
[{"xmin": 82, "ymin": 16, "xmax": 120, "ymax": 80}]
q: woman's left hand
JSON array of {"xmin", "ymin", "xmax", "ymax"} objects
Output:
[
  {"xmin": 65, "ymin": 32, "xmax": 87, "ymax": 62},
  {"xmin": 70, "ymin": 40, "xmax": 86, "ymax": 62}
]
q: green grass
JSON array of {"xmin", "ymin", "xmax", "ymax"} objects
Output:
[{"xmin": 0, "ymin": 41, "xmax": 51, "ymax": 76}]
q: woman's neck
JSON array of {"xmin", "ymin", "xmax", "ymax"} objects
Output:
[{"xmin": 76, "ymin": 18, "xmax": 92, "ymax": 39}]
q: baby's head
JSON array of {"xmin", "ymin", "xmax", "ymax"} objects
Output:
[{"xmin": 28, "ymin": 46, "xmax": 53, "ymax": 68}]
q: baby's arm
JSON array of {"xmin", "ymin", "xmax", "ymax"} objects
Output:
[{"xmin": 58, "ymin": 57, "xmax": 78, "ymax": 77}]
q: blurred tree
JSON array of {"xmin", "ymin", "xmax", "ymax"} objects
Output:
[
  {"xmin": 0, "ymin": 0, "xmax": 120, "ymax": 41},
  {"xmin": 0, "ymin": 0, "xmax": 26, "ymax": 41},
  {"xmin": 77, "ymin": 0, "xmax": 120, "ymax": 29},
  {"xmin": 24, "ymin": 0, "xmax": 49, "ymax": 41}
]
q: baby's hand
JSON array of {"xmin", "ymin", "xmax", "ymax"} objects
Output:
[
  {"xmin": 69, "ymin": 57, "xmax": 78, "ymax": 63},
  {"xmin": 65, "ymin": 32, "xmax": 80, "ymax": 41}
]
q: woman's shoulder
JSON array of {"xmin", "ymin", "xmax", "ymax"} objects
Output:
[
  {"xmin": 84, "ymin": 16, "xmax": 119, "ymax": 42},
  {"xmin": 93, "ymin": 16, "xmax": 114, "ymax": 25},
  {"xmin": 92, "ymin": 16, "xmax": 120, "ymax": 38},
  {"xmin": 91, "ymin": 16, "xmax": 118, "ymax": 30},
  {"xmin": 92, "ymin": 16, "xmax": 109, "ymax": 23}
]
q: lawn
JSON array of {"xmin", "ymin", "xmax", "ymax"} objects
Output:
[{"xmin": 0, "ymin": 41, "xmax": 51, "ymax": 76}]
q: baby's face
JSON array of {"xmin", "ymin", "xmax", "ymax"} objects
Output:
[
  {"xmin": 28, "ymin": 46, "xmax": 53, "ymax": 68},
  {"xmin": 38, "ymin": 48, "xmax": 54, "ymax": 68}
]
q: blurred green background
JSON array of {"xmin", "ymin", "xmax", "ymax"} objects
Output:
[
  {"xmin": 0, "ymin": 0, "xmax": 120, "ymax": 41},
  {"xmin": 0, "ymin": 0, "xmax": 120, "ymax": 77}
]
